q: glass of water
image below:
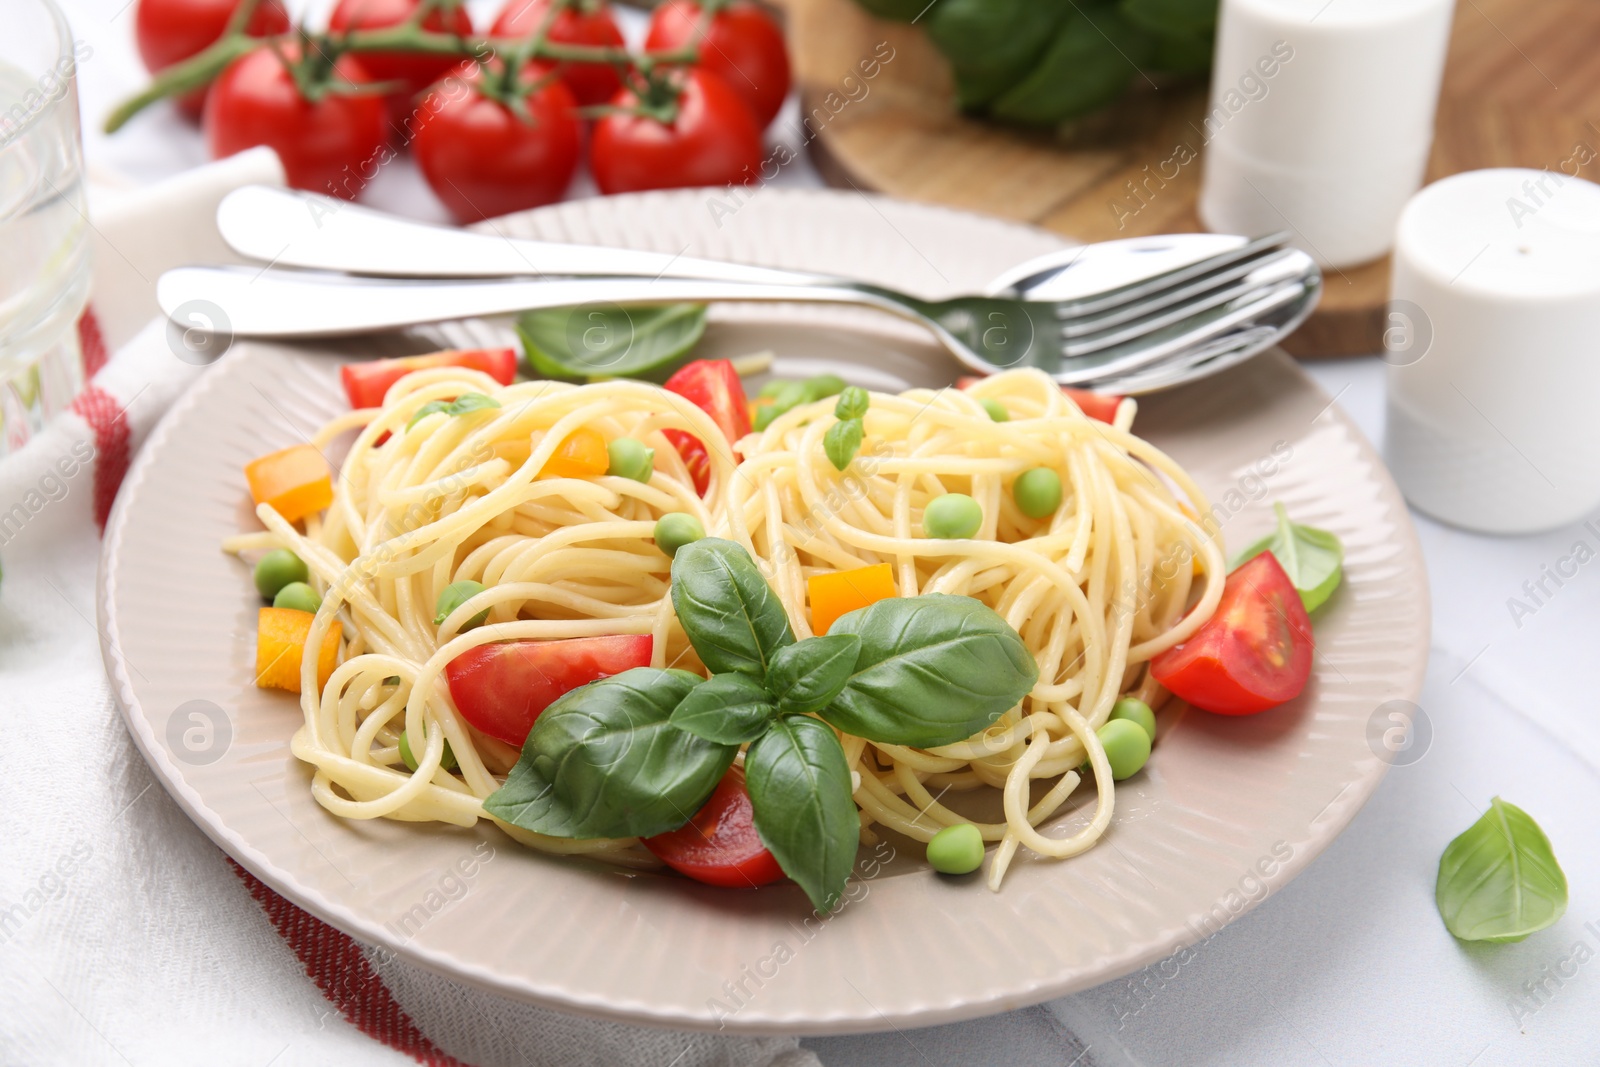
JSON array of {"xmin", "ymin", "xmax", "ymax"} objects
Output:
[{"xmin": 0, "ymin": 0, "xmax": 91, "ymax": 457}]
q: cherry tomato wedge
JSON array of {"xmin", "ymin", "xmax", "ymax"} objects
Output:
[
  {"xmin": 135, "ymin": 0, "xmax": 291, "ymax": 120},
  {"xmin": 490, "ymin": 0, "xmax": 626, "ymax": 107},
  {"xmin": 661, "ymin": 359, "xmax": 750, "ymax": 495},
  {"xmin": 645, "ymin": 0, "xmax": 792, "ymax": 129},
  {"xmin": 956, "ymin": 376, "xmax": 1124, "ymax": 425},
  {"xmin": 1150, "ymin": 552, "xmax": 1313, "ymax": 716},
  {"xmin": 340, "ymin": 348, "xmax": 519, "ymax": 409},
  {"xmin": 445, "ymin": 635, "xmax": 654, "ymax": 747},
  {"xmin": 643, "ymin": 767, "xmax": 785, "ymax": 889}
]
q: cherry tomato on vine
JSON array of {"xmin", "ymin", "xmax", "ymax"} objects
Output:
[
  {"xmin": 645, "ymin": 0, "xmax": 791, "ymax": 129},
  {"xmin": 490, "ymin": 0, "xmax": 626, "ymax": 108},
  {"xmin": 1149, "ymin": 551, "xmax": 1314, "ymax": 716},
  {"xmin": 642, "ymin": 768, "xmax": 786, "ymax": 889},
  {"xmin": 413, "ymin": 61, "xmax": 582, "ymax": 223},
  {"xmin": 328, "ymin": 0, "xmax": 474, "ymax": 122},
  {"xmin": 134, "ymin": 0, "xmax": 291, "ymax": 120},
  {"xmin": 204, "ymin": 44, "xmax": 389, "ymax": 198},
  {"xmin": 590, "ymin": 68, "xmax": 763, "ymax": 194}
]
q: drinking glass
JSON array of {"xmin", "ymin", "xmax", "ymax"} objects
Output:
[{"xmin": 0, "ymin": 0, "xmax": 91, "ymax": 457}]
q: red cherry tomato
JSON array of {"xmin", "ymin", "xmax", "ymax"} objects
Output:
[
  {"xmin": 490, "ymin": 0, "xmax": 626, "ymax": 107},
  {"xmin": 1150, "ymin": 552, "xmax": 1314, "ymax": 715},
  {"xmin": 662, "ymin": 359, "xmax": 750, "ymax": 494},
  {"xmin": 134, "ymin": 0, "xmax": 291, "ymax": 120},
  {"xmin": 956, "ymin": 376, "xmax": 1124, "ymax": 425},
  {"xmin": 645, "ymin": 0, "xmax": 791, "ymax": 129},
  {"xmin": 445, "ymin": 635, "xmax": 654, "ymax": 748},
  {"xmin": 205, "ymin": 45, "xmax": 388, "ymax": 198},
  {"xmin": 413, "ymin": 63, "xmax": 581, "ymax": 223},
  {"xmin": 340, "ymin": 348, "xmax": 519, "ymax": 409},
  {"xmin": 590, "ymin": 68, "xmax": 764, "ymax": 194},
  {"xmin": 643, "ymin": 768, "xmax": 786, "ymax": 889},
  {"xmin": 328, "ymin": 0, "xmax": 474, "ymax": 121}
]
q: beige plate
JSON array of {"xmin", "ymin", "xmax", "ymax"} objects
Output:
[{"xmin": 98, "ymin": 190, "xmax": 1429, "ymax": 1035}]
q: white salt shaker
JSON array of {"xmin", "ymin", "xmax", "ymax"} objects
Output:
[
  {"xmin": 1198, "ymin": 0, "xmax": 1455, "ymax": 269},
  {"xmin": 1385, "ymin": 168, "xmax": 1600, "ymax": 534}
]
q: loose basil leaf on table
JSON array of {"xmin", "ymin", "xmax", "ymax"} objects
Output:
[
  {"xmin": 823, "ymin": 594, "xmax": 1039, "ymax": 748},
  {"xmin": 745, "ymin": 715, "xmax": 861, "ymax": 914},
  {"xmin": 765, "ymin": 634, "xmax": 862, "ymax": 716},
  {"xmin": 484, "ymin": 667, "xmax": 735, "ymax": 839},
  {"xmin": 670, "ymin": 538, "xmax": 796, "ymax": 677},
  {"xmin": 669, "ymin": 672, "xmax": 779, "ymax": 745},
  {"xmin": 1436, "ymin": 797, "xmax": 1568, "ymax": 943},
  {"xmin": 516, "ymin": 303, "xmax": 707, "ymax": 383},
  {"xmin": 1232, "ymin": 502, "xmax": 1344, "ymax": 612}
]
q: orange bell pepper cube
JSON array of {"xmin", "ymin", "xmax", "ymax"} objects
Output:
[
  {"xmin": 808, "ymin": 563, "xmax": 897, "ymax": 636},
  {"xmin": 255, "ymin": 607, "xmax": 340, "ymax": 694},
  {"xmin": 245, "ymin": 445, "xmax": 333, "ymax": 524},
  {"xmin": 541, "ymin": 427, "xmax": 609, "ymax": 479}
]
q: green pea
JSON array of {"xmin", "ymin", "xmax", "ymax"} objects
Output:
[
  {"xmin": 399, "ymin": 727, "xmax": 457, "ymax": 772},
  {"xmin": 1111, "ymin": 696, "xmax": 1156, "ymax": 742},
  {"xmin": 926, "ymin": 823, "xmax": 985, "ymax": 875},
  {"xmin": 979, "ymin": 397, "xmax": 1009, "ymax": 422},
  {"xmin": 253, "ymin": 549, "xmax": 308, "ymax": 600},
  {"xmin": 923, "ymin": 493, "xmax": 982, "ymax": 539},
  {"xmin": 654, "ymin": 512, "xmax": 706, "ymax": 558},
  {"xmin": 272, "ymin": 582, "xmax": 322, "ymax": 614},
  {"xmin": 1013, "ymin": 467, "xmax": 1062, "ymax": 519},
  {"xmin": 434, "ymin": 579, "xmax": 488, "ymax": 629},
  {"xmin": 606, "ymin": 437, "xmax": 655, "ymax": 483},
  {"xmin": 1096, "ymin": 718, "xmax": 1152, "ymax": 781}
]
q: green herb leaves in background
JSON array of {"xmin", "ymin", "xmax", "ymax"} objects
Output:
[
  {"xmin": 517, "ymin": 303, "xmax": 707, "ymax": 382},
  {"xmin": 1232, "ymin": 502, "xmax": 1344, "ymax": 612},
  {"xmin": 487, "ymin": 538, "xmax": 1039, "ymax": 913},
  {"xmin": 1436, "ymin": 798, "xmax": 1568, "ymax": 943},
  {"xmin": 484, "ymin": 668, "xmax": 735, "ymax": 839},
  {"xmin": 872, "ymin": 0, "xmax": 1219, "ymax": 127},
  {"xmin": 406, "ymin": 392, "xmax": 501, "ymax": 429}
]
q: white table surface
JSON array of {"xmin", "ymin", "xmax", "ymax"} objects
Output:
[{"xmin": 50, "ymin": 1, "xmax": 1600, "ymax": 1063}]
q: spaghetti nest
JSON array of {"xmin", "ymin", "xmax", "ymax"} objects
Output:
[{"xmin": 227, "ymin": 365, "xmax": 1223, "ymax": 888}]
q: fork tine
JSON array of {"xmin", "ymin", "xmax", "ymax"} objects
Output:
[
  {"xmin": 1045, "ymin": 232, "xmax": 1291, "ymax": 318},
  {"xmin": 1059, "ymin": 247, "xmax": 1299, "ymax": 339}
]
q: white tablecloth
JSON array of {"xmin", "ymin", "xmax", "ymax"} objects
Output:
[{"xmin": 8, "ymin": 1, "xmax": 1600, "ymax": 1063}]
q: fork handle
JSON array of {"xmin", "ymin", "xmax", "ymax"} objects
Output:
[
  {"xmin": 217, "ymin": 186, "xmax": 836, "ymax": 287},
  {"xmin": 156, "ymin": 267, "xmax": 930, "ymax": 340}
]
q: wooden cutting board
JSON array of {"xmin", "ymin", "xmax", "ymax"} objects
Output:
[{"xmin": 776, "ymin": 0, "xmax": 1600, "ymax": 357}]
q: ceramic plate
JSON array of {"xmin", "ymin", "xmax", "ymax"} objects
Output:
[{"xmin": 98, "ymin": 189, "xmax": 1429, "ymax": 1034}]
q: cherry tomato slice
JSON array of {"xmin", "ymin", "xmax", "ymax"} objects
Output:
[
  {"xmin": 445, "ymin": 635, "xmax": 654, "ymax": 748},
  {"xmin": 340, "ymin": 348, "xmax": 519, "ymax": 409},
  {"xmin": 644, "ymin": 0, "xmax": 792, "ymax": 129},
  {"xmin": 490, "ymin": 0, "xmax": 626, "ymax": 107},
  {"xmin": 643, "ymin": 767, "xmax": 785, "ymax": 889},
  {"xmin": 955, "ymin": 377, "xmax": 1124, "ymax": 425},
  {"xmin": 661, "ymin": 359, "xmax": 750, "ymax": 494},
  {"xmin": 1150, "ymin": 552, "xmax": 1313, "ymax": 716}
]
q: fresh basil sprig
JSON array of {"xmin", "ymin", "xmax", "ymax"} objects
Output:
[
  {"xmin": 407, "ymin": 392, "xmax": 501, "ymax": 429},
  {"xmin": 1232, "ymin": 502, "xmax": 1344, "ymax": 612},
  {"xmin": 486, "ymin": 538, "xmax": 1038, "ymax": 913},
  {"xmin": 825, "ymin": 386, "xmax": 870, "ymax": 471},
  {"xmin": 1436, "ymin": 797, "xmax": 1568, "ymax": 943}
]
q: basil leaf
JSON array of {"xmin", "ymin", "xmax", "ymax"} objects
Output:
[
  {"xmin": 483, "ymin": 667, "xmax": 735, "ymax": 839},
  {"xmin": 1232, "ymin": 502, "xmax": 1344, "ymax": 612},
  {"xmin": 823, "ymin": 594, "xmax": 1038, "ymax": 747},
  {"xmin": 746, "ymin": 716, "xmax": 860, "ymax": 914},
  {"xmin": 406, "ymin": 392, "xmax": 501, "ymax": 430},
  {"xmin": 766, "ymin": 634, "xmax": 862, "ymax": 716},
  {"xmin": 669, "ymin": 672, "xmax": 778, "ymax": 745},
  {"xmin": 516, "ymin": 303, "xmax": 707, "ymax": 383},
  {"xmin": 824, "ymin": 418, "xmax": 864, "ymax": 472},
  {"xmin": 926, "ymin": 0, "xmax": 1064, "ymax": 109},
  {"xmin": 1436, "ymin": 797, "xmax": 1568, "ymax": 943},
  {"xmin": 754, "ymin": 379, "xmax": 810, "ymax": 431},
  {"xmin": 990, "ymin": 8, "xmax": 1146, "ymax": 126},
  {"xmin": 1122, "ymin": 0, "xmax": 1217, "ymax": 36},
  {"xmin": 834, "ymin": 386, "xmax": 869, "ymax": 421},
  {"xmin": 670, "ymin": 538, "xmax": 796, "ymax": 677}
]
